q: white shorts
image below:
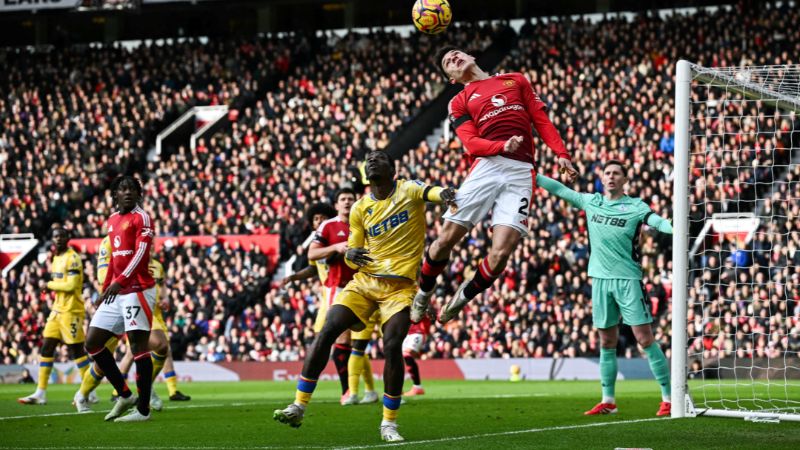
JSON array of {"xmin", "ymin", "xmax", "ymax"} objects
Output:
[
  {"xmin": 90, "ymin": 287, "xmax": 157, "ymax": 335},
  {"xmin": 402, "ymin": 333, "xmax": 425, "ymax": 356},
  {"xmin": 443, "ymin": 156, "xmax": 534, "ymax": 236}
]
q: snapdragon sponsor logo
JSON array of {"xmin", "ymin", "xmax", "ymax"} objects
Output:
[
  {"xmin": 112, "ymin": 250, "xmax": 134, "ymax": 257},
  {"xmin": 478, "ymin": 104, "xmax": 524, "ymax": 122}
]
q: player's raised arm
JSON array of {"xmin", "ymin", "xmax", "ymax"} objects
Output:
[
  {"xmin": 47, "ymin": 252, "xmax": 82, "ymax": 292},
  {"xmin": 536, "ymin": 173, "xmax": 588, "ymax": 210},
  {"xmin": 407, "ymin": 180, "xmax": 457, "ymax": 212},
  {"xmin": 645, "ymin": 212, "xmax": 674, "ymax": 234},
  {"xmin": 516, "ymin": 73, "xmax": 577, "ymax": 180}
]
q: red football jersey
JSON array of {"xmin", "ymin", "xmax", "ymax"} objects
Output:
[
  {"xmin": 447, "ymin": 72, "xmax": 569, "ymax": 165},
  {"xmin": 313, "ymin": 216, "xmax": 356, "ymax": 288},
  {"xmin": 408, "ymin": 315, "xmax": 431, "ymax": 336},
  {"xmin": 102, "ymin": 206, "xmax": 155, "ymax": 295}
]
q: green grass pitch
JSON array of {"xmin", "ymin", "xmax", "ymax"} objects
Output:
[{"xmin": 0, "ymin": 380, "xmax": 798, "ymax": 449}]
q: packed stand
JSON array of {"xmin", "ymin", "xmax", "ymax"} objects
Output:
[
  {"xmin": 63, "ymin": 24, "xmax": 496, "ymax": 250},
  {"xmin": 0, "ymin": 34, "xmax": 316, "ymax": 240}
]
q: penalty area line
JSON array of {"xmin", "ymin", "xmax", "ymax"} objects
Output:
[{"xmin": 333, "ymin": 417, "xmax": 674, "ymax": 449}]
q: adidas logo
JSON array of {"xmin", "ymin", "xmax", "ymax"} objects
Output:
[
  {"xmin": 337, "ymin": 231, "xmax": 346, "ymax": 237},
  {"xmin": 468, "ymin": 93, "xmax": 481, "ymax": 102},
  {"xmin": 129, "ymin": 320, "xmax": 137, "ymax": 326}
]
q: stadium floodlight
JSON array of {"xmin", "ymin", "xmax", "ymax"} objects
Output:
[{"xmin": 672, "ymin": 60, "xmax": 800, "ymax": 421}]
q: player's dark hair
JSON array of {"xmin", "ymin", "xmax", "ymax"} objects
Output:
[
  {"xmin": 306, "ymin": 202, "xmax": 336, "ymax": 223},
  {"xmin": 110, "ymin": 175, "xmax": 143, "ymax": 204},
  {"xmin": 334, "ymin": 187, "xmax": 356, "ymax": 203},
  {"xmin": 434, "ymin": 45, "xmax": 461, "ymax": 78},
  {"xmin": 604, "ymin": 160, "xmax": 628, "ymax": 174},
  {"xmin": 51, "ymin": 226, "xmax": 69, "ymax": 238}
]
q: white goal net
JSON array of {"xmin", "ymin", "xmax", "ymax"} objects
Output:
[{"xmin": 672, "ymin": 61, "xmax": 800, "ymax": 421}]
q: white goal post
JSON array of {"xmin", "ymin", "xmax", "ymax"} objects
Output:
[{"xmin": 672, "ymin": 60, "xmax": 800, "ymax": 421}]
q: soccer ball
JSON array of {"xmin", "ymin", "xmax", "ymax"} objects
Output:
[{"xmin": 412, "ymin": 0, "xmax": 452, "ymax": 35}]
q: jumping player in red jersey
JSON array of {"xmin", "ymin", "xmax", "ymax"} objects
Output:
[
  {"xmin": 411, "ymin": 46, "xmax": 579, "ymax": 324},
  {"xmin": 307, "ymin": 187, "xmax": 358, "ymax": 403},
  {"xmin": 402, "ymin": 309, "xmax": 432, "ymax": 396},
  {"xmin": 85, "ymin": 176, "xmax": 157, "ymax": 423}
]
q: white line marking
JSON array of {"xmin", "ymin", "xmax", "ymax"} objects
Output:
[
  {"xmin": 332, "ymin": 417, "xmax": 673, "ymax": 449},
  {"xmin": 0, "ymin": 394, "xmax": 549, "ymax": 421}
]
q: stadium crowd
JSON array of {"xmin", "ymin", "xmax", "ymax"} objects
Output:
[{"xmin": 2, "ymin": 2, "xmax": 799, "ymax": 365}]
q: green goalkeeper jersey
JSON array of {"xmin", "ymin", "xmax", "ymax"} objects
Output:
[{"xmin": 537, "ymin": 174, "xmax": 673, "ymax": 280}]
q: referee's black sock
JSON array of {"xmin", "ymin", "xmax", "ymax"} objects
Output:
[
  {"xmin": 87, "ymin": 347, "xmax": 132, "ymax": 399},
  {"xmin": 133, "ymin": 351, "xmax": 153, "ymax": 416},
  {"xmin": 463, "ymin": 258, "xmax": 501, "ymax": 299}
]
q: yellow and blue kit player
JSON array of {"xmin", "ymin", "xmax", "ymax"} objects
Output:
[
  {"xmin": 275, "ymin": 150, "xmax": 457, "ymax": 442},
  {"xmin": 19, "ymin": 227, "xmax": 91, "ymax": 406}
]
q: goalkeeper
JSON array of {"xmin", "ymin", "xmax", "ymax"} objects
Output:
[{"xmin": 537, "ymin": 160, "xmax": 672, "ymax": 417}]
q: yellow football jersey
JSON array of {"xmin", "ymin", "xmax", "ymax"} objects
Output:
[
  {"xmin": 309, "ymin": 258, "xmax": 329, "ymax": 285},
  {"xmin": 347, "ymin": 179, "xmax": 432, "ymax": 281},
  {"xmin": 96, "ymin": 235, "xmax": 111, "ymax": 287},
  {"xmin": 47, "ymin": 248, "xmax": 84, "ymax": 314}
]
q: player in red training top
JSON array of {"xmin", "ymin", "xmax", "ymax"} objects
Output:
[
  {"xmin": 412, "ymin": 46, "xmax": 579, "ymax": 324},
  {"xmin": 307, "ymin": 187, "xmax": 358, "ymax": 404},
  {"xmin": 85, "ymin": 176, "xmax": 157, "ymax": 423},
  {"xmin": 402, "ymin": 308, "xmax": 432, "ymax": 396}
]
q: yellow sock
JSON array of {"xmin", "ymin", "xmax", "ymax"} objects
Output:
[
  {"xmin": 382, "ymin": 393, "xmax": 401, "ymax": 421},
  {"xmin": 151, "ymin": 351, "xmax": 167, "ymax": 381},
  {"xmin": 37, "ymin": 356, "xmax": 55, "ymax": 391},
  {"xmin": 362, "ymin": 354, "xmax": 375, "ymax": 392},
  {"xmin": 348, "ymin": 350, "xmax": 365, "ymax": 396},
  {"xmin": 80, "ymin": 364, "xmax": 104, "ymax": 397},
  {"xmin": 164, "ymin": 370, "xmax": 178, "ymax": 397},
  {"xmin": 295, "ymin": 376, "xmax": 317, "ymax": 406},
  {"xmin": 74, "ymin": 355, "xmax": 90, "ymax": 379}
]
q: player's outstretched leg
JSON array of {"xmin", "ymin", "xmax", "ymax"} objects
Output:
[
  {"xmin": 18, "ymin": 338, "xmax": 59, "ymax": 405},
  {"xmin": 586, "ymin": 327, "xmax": 619, "ymax": 415},
  {"xmin": 360, "ymin": 355, "xmax": 378, "ymax": 404},
  {"xmin": 74, "ymin": 363, "xmax": 105, "ymax": 413},
  {"xmin": 85, "ymin": 339, "xmax": 137, "ymax": 420},
  {"xmin": 403, "ymin": 352, "xmax": 424, "ymax": 396},
  {"xmin": 411, "ymin": 251, "xmax": 448, "ymax": 323},
  {"xmin": 439, "ymin": 225, "xmax": 520, "ymax": 323},
  {"xmin": 274, "ymin": 305, "xmax": 358, "ymax": 428},
  {"xmin": 380, "ymin": 309, "xmax": 411, "ymax": 442},
  {"xmin": 332, "ymin": 339, "xmax": 352, "ymax": 404},
  {"xmin": 632, "ymin": 325, "xmax": 671, "ymax": 416},
  {"xmin": 149, "ymin": 330, "xmax": 169, "ymax": 412},
  {"xmin": 115, "ymin": 330, "xmax": 154, "ymax": 422},
  {"xmin": 163, "ymin": 349, "xmax": 190, "ymax": 401},
  {"xmin": 345, "ymin": 340, "xmax": 368, "ymax": 405}
]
